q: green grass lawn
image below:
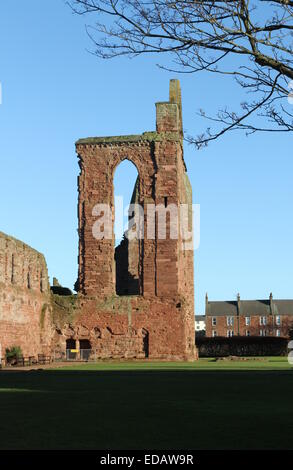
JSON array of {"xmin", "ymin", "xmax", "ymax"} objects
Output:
[{"xmin": 0, "ymin": 358, "xmax": 292, "ymax": 450}]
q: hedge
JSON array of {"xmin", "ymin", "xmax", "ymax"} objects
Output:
[{"xmin": 195, "ymin": 336, "xmax": 289, "ymax": 357}]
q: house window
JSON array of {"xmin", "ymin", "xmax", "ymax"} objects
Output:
[
  {"xmin": 226, "ymin": 316, "xmax": 234, "ymax": 326},
  {"xmin": 246, "ymin": 330, "xmax": 250, "ymax": 336},
  {"xmin": 212, "ymin": 330, "xmax": 217, "ymax": 337},
  {"xmin": 275, "ymin": 316, "xmax": 281, "ymax": 326},
  {"xmin": 227, "ymin": 330, "xmax": 234, "ymax": 337},
  {"xmin": 260, "ymin": 329, "xmax": 266, "ymax": 336},
  {"xmin": 276, "ymin": 329, "xmax": 281, "ymax": 337},
  {"xmin": 259, "ymin": 316, "xmax": 267, "ymax": 326},
  {"xmin": 212, "ymin": 317, "xmax": 217, "ymax": 326},
  {"xmin": 245, "ymin": 316, "xmax": 250, "ymax": 326}
]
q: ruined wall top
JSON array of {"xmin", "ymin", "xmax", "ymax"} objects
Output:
[
  {"xmin": 156, "ymin": 79, "xmax": 183, "ymax": 135},
  {"xmin": 76, "ymin": 80, "xmax": 183, "ymax": 147},
  {"xmin": 169, "ymin": 79, "xmax": 183, "ymax": 136},
  {"xmin": 0, "ymin": 231, "xmax": 49, "ymax": 292}
]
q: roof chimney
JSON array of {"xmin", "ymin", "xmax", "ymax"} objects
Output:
[
  {"xmin": 269, "ymin": 292, "xmax": 273, "ymax": 314},
  {"xmin": 205, "ymin": 292, "xmax": 208, "ymax": 314},
  {"xmin": 237, "ymin": 293, "xmax": 241, "ymax": 316}
]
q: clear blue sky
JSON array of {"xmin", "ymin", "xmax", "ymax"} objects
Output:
[{"xmin": 0, "ymin": 0, "xmax": 292, "ymax": 315}]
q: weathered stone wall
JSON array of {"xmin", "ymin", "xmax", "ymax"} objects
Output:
[
  {"xmin": 65, "ymin": 79, "xmax": 196, "ymax": 361},
  {"xmin": 0, "ymin": 81, "xmax": 195, "ymax": 362},
  {"xmin": 0, "ymin": 232, "xmax": 52, "ymax": 359},
  {"xmin": 51, "ymin": 294, "xmax": 193, "ymax": 360}
]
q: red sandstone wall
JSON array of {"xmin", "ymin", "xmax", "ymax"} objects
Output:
[
  {"xmin": 0, "ymin": 82, "xmax": 196, "ymax": 362},
  {"xmin": 0, "ymin": 232, "xmax": 52, "ymax": 359},
  {"xmin": 52, "ymin": 295, "xmax": 193, "ymax": 360},
  {"xmin": 77, "ymin": 140, "xmax": 159, "ymax": 297},
  {"xmin": 68, "ymin": 80, "xmax": 196, "ymax": 361}
]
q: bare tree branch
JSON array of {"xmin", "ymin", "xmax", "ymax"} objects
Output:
[{"xmin": 68, "ymin": 0, "xmax": 293, "ymax": 148}]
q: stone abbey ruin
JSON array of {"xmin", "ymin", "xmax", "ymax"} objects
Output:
[{"xmin": 0, "ymin": 80, "xmax": 196, "ymax": 361}]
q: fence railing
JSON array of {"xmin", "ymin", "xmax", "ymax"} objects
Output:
[{"xmin": 54, "ymin": 349, "xmax": 95, "ymax": 362}]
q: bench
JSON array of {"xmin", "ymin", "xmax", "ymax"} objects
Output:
[
  {"xmin": 38, "ymin": 354, "xmax": 52, "ymax": 365},
  {"xmin": 16, "ymin": 356, "xmax": 35, "ymax": 366}
]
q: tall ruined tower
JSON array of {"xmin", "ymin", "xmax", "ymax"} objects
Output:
[{"xmin": 74, "ymin": 80, "xmax": 195, "ymax": 360}]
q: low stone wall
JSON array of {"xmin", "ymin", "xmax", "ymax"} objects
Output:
[
  {"xmin": 51, "ymin": 293, "xmax": 195, "ymax": 361},
  {"xmin": 0, "ymin": 231, "xmax": 52, "ymax": 359}
]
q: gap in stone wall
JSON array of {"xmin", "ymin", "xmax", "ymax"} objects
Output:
[{"xmin": 113, "ymin": 159, "xmax": 140, "ymax": 296}]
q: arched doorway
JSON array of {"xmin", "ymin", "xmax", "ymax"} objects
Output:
[
  {"xmin": 79, "ymin": 339, "xmax": 92, "ymax": 361},
  {"xmin": 66, "ymin": 338, "xmax": 76, "ymax": 360},
  {"xmin": 114, "ymin": 159, "xmax": 141, "ymax": 295}
]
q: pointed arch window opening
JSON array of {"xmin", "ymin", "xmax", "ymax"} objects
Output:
[{"xmin": 113, "ymin": 159, "xmax": 141, "ymax": 296}]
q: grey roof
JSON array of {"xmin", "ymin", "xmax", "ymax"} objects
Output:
[
  {"xmin": 239, "ymin": 300, "xmax": 271, "ymax": 316},
  {"xmin": 273, "ymin": 300, "xmax": 293, "ymax": 316},
  {"xmin": 206, "ymin": 299, "xmax": 293, "ymax": 316},
  {"xmin": 195, "ymin": 315, "xmax": 205, "ymax": 321},
  {"xmin": 207, "ymin": 301, "xmax": 237, "ymax": 317}
]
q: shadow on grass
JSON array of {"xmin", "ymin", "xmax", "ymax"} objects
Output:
[{"xmin": 0, "ymin": 368, "xmax": 292, "ymax": 450}]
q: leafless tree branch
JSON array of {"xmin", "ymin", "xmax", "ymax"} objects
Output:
[{"xmin": 67, "ymin": 0, "xmax": 293, "ymax": 148}]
